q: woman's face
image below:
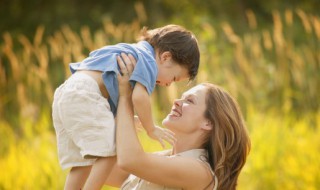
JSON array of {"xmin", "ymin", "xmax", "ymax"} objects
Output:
[{"xmin": 162, "ymin": 84, "xmax": 208, "ymax": 134}]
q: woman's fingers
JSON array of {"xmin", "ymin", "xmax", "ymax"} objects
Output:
[
  {"xmin": 119, "ymin": 53, "xmax": 136, "ymax": 75},
  {"xmin": 117, "ymin": 53, "xmax": 135, "ymax": 96},
  {"xmin": 116, "ymin": 54, "xmax": 129, "ymax": 76},
  {"xmin": 128, "ymin": 54, "xmax": 137, "ymax": 67}
]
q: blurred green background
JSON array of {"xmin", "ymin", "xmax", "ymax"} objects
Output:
[{"xmin": 0, "ymin": 0, "xmax": 319, "ymax": 189}]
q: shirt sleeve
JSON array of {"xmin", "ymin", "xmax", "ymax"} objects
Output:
[{"xmin": 129, "ymin": 53, "xmax": 158, "ymax": 95}]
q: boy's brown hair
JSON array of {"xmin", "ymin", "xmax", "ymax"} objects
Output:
[{"xmin": 138, "ymin": 24, "xmax": 200, "ymax": 81}]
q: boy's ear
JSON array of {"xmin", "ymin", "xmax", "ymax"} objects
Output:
[
  {"xmin": 160, "ymin": 51, "xmax": 172, "ymax": 62},
  {"xmin": 200, "ymin": 120, "xmax": 213, "ymax": 131}
]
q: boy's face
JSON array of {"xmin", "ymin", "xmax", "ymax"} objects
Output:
[{"xmin": 156, "ymin": 59, "xmax": 189, "ymax": 86}]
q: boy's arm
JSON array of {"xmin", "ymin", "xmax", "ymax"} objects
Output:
[
  {"xmin": 132, "ymin": 82, "xmax": 155, "ymax": 134},
  {"xmin": 132, "ymin": 82, "xmax": 176, "ymax": 147}
]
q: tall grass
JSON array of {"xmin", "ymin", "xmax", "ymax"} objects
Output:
[
  {"xmin": 239, "ymin": 109, "xmax": 320, "ymax": 190},
  {"xmin": 0, "ymin": 9, "xmax": 319, "ymax": 189}
]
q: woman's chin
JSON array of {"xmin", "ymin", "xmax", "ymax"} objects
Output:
[
  {"xmin": 163, "ymin": 115, "xmax": 177, "ymax": 124},
  {"xmin": 162, "ymin": 116, "xmax": 179, "ymax": 130}
]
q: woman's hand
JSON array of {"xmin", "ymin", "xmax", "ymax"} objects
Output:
[{"xmin": 117, "ymin": 53, "xmax": 136, "ymax": 97}]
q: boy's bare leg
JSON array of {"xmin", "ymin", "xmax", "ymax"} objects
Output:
[
  {"xmin": 83, "ymin": 156, "xmax": 116, "ymax": 190},
  {"xmin": 64, "ymin": 166, "xmax": 92, "ymax": 190}
]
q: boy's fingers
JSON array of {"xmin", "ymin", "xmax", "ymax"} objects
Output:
[
  {"xmin": 164, "ymin": 128, "xmax": 176, "ymax": 136},
  {"xmin": 159, "ymin": 138, "xmax": 166, "ymax": 149},
  {"xmin": 163, "ymin": 135, "xmax": 176, "ymax": 146},
  {"xmin": 166, "ymin": 138, "xmax": 176, "ymax": 147},
  {"xmin": 163, "ymin": 131, "xmax": 176, "ymax": 142},
  {"xmin": 164, "ymin": 129, "xmax": 176, "ymax": 142}
]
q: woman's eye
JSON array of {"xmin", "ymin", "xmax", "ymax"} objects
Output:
[{"xmin": 186, "ymin": 99, "xmax": 193, "ymax": 103}]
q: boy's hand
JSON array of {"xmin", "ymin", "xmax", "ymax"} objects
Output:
[
  {"xmin": 134, "ymin": 115, "xmax": 143, "ymax": 132},
  {"xmin": 147, "ymin": 126, "xmax": 176, "ymax": 148}
]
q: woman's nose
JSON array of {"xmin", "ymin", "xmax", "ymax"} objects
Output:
[{"xmin": 174, "ymin": 99, "xmax": 182, "ymax": 106}]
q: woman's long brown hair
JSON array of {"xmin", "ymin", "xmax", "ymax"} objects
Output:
[{"xmin": 202, "ymin": 83, "xmax": 251, "ymax": 190}]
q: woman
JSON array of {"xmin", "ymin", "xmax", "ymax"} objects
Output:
[{"xmin": 105, "ymin": 54, "xmax": 250, "ymax": 190}]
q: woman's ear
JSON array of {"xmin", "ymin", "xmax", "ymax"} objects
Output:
[{"xmin": 201, "ymin": 120, "xmax": 213, "ymax": 131}]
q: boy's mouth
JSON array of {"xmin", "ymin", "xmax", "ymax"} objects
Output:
[{"xmin": 156, "ymin": 81, "xmax": 165, "ymax": 86}]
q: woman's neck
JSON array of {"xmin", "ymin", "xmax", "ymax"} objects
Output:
[{"xmin": 172, "ymin": 134, "xmax": 204, "ymax": 155}]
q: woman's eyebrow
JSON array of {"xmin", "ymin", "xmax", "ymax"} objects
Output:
[{"xmin": 182, "ymin": 94, "xmax": 196, "ymax": 99}]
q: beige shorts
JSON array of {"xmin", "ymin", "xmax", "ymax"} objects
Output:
[{"xmin": 52, "ymin": 72, "xmax": 116, "ymax": 169}]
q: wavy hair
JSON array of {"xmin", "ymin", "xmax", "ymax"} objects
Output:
[{"xmin": 201, "ymin": 83, "xmax": 251, "ymax": 190}]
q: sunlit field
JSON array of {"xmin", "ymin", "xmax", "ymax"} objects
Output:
[{"xmin": 0, "ymin": 9, "xmax": 319, "ymax": 189}]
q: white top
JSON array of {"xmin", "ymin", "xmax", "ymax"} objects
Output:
[{"xmin": 120, "ymin": 149, "xmax": 218, "ymax": 190}]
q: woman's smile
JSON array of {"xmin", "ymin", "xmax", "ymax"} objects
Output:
[{"xmin": 168, "ymin": 108, "xmax": 182, "ymax": 118}]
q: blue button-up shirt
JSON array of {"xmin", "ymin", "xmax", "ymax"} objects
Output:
[{"xmin": 69, "ymin": 41, "xmax": 158, "ymax": 116}]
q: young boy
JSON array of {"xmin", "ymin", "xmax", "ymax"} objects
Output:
[{"xmin": 52, "ymin": 24, "xmax": 200, "ymax": 190}]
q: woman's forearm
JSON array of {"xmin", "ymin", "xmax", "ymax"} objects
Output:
[
  {"xmin": 116, "ymin": 95, "xmax": 144, "ymax": 171},
  {"xmin": 132, "ymin": 82, "xmax": 155, "ymax": 133}
]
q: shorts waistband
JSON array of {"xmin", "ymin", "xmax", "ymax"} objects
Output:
[{"xmin": 64, "ymin": 72, "xmax": 101, "ymax": 94}]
